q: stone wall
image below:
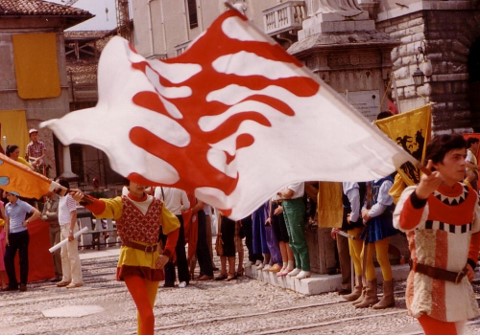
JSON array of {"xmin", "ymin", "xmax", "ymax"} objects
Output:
[
  {"xmin": 0, "ymin": 29, "xmax": 69, "ymax": 179},
  {"xmin": 377, "ymin": 7, "xmax": 480, "ymax": 132},
  {"xmin": 424, "ymin": 9, "xmax": 480, "ymax": 132}
]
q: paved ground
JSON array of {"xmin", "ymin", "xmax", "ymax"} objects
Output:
[{"xmin": 0, "ymin": 247, "xmax": 479, "ymax": 335}]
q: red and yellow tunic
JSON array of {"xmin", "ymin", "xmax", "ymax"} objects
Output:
[
  {"xmin": 393, "ymin": 183, "xmax": 480, "ymax": 322},
  {"xmin": 86, "ymin": 194, "xmax": 180, "ymax": 281}
]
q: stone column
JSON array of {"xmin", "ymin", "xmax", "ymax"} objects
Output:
[{"xmin": 60, "ymin": 145, "xmax": 78, "ymax": 179}]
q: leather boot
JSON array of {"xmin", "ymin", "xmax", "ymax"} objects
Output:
[
  {"xmin": 343, "ymin": 276, "xmax": 363, "ymax": 302},
  {"xmin": 351, "ymin": 277, "xmax": 366, "ymax": 306},
  {"xmin": 354, "ymin": 279, "xmax": 378, "ymax": 308},
  {"xmin": 372, "ymin": 280, "xmax": 395, "ymax": 309}
]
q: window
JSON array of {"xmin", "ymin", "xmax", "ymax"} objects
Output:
[{"xmin": 187, "ymin": 0, "xmax": 198, "ymax": 29}]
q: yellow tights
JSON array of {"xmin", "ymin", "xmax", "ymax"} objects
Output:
[
  {"xmin": 362, "ymin": 237, "xmax": 392, "ymax": 282},
  {"xmin": 347, "ymin": 227, "xmax": 364, "ymax": 276}
]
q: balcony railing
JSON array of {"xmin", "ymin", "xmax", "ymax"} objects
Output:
[
  {"xmin": 263, "ymin": 1, "xmax": 306, "ymax": 36},
  {"xmin": 175, "ymin": 41, "xmax": 191, "ymax": 56}
]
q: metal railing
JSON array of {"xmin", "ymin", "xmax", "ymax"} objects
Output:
[{"xmin": 263, "ymin": 1, "xmax": 306, "ymax": 36}]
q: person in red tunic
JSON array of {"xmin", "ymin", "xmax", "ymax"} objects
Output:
[
  {"xmin": 72, "ymin": 181, "xmax": 180, "ymax": 335},
  {"xmin": 393, "ymin": 134, "xmax": 480, "ymax": 335}
]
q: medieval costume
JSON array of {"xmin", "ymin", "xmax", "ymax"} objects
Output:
[
  {"xmin": 85, "ymin": 190, "xmax": 179, "ymax": 335},
  {"xmin": 394, "ymin": 183, "xmax": 480, "ymax": 334}
]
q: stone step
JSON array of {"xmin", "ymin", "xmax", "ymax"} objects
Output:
[{"xmin": 245, "ymin": 264, "xmax": 410, "ymax": 296}]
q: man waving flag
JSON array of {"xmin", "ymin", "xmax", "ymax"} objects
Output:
[{"xmin": 41, "ymin": 8, "xmax": 415, "ymax": 219}]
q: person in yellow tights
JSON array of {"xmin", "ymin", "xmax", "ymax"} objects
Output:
[
  {"xmin": 336, "ymin": 182, "xmax": 365, "ymax": 302},
  {"xmin": 356, "ymin": 174, "xmax": 398, "ymax": 309},
  {"xmin": 72, "ymin": 181, "xmax": 179, "ymax": 335}
]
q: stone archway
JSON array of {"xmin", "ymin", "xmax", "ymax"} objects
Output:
[{"xmin": 468, "ymin": 38, "xmax": 480, "ymax": 132}]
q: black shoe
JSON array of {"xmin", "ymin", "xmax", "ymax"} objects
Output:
[
  {"xmin": 5, "ymin": 285, "xmax": 18, "ymax": 291},
  {"xmin": 19, "ymin": 284, "xmax": 27, "ymax": 292},
  {"xmin": 163, "ymin": 283, "xmax": 175, "ymax": 288},
  {"xmin": 215, "ymin": 274, "xmax": 227, "ymax": 281}
]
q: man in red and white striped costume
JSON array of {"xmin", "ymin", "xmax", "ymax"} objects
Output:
[{"xmin": 394, "ymin": 133, "xmax": 480, "ymax": 334}]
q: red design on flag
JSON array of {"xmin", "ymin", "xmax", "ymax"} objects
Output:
[
  {"xmin": 41, "ymin": 9, "xmax": 414, "ymax": 219},
  {"xmin": 127, "ymin": 11, "xmax": 318, "ymax": 205}
]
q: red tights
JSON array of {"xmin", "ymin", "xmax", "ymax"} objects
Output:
[
  {"xmin": 124, "ymin": 275, "xmax": 159, "ymax": 335},
  {"xmin": 418, "ymin": 315, "xmax": 462, "ymax": 335}
]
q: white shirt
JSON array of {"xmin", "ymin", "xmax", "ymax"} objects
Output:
[
  {"xmin": 203, "ymin": 204, "xmax": 212, "ymax": 216},
  {"xmin": 58, "ymin": 194, "xmax": 77, "ymax": 226},
  {"xmin": 154, "ymin": 187, "xmax": 190, "ymax": 215},
  {"xmin": 342, "ymin": 182, "xmax": 360, "ymax": 223},
  {"xmin": 367, "ymin": 179, "xmax": 393, "ymax": 218},
  {"xmin": 285, "ymin": 182, "xmax": 305, "ymax": 199},
  {"xmin": 467, "ymin": 148, "xmax": 476, "ymax": 164}
]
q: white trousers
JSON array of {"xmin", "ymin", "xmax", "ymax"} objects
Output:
[{"xmin": 60, "ymin": 225, "xmax": 83, "ymax": 284}]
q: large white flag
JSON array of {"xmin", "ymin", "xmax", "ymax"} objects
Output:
[{"xmin": 41, "ymin": 9, "xmax": 414, "ymax": 219}]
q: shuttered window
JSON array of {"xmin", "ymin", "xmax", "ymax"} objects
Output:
[{"xmin": 187, "ymin": 0, "xmax": 198, "ymax": 29}]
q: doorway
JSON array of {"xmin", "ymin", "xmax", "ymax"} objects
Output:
[{"xmin": 468, "ymin": 38, "xmax": 480, "ymax": 132}]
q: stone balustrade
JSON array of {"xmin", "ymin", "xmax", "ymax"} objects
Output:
[{"xmin": 263, "ymin": 0, "xmax": 306, "ymax": 36}]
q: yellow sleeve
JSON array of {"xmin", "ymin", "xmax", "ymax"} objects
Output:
[
  {"xmin": 389, "ymin": 173, "xmax": 407, "ymax": 204},
  {"xmin": 94, "ymin": 196, "xmax": 123, "ymax": 220},
  {"xmin": 161, "ymin": 206, "xmax": 180, "ymax": 235},
  {"xmin": 17, "ymin": 157, "xmax": 32, "ymax": 169}
]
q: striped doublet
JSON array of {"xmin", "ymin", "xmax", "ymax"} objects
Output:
[{"xmin": 423, "ymin": 220, "xmax": 472, "ymax": 234}]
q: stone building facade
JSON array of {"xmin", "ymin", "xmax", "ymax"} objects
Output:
[
  {"xmin": 132, "ymin": 0, "xmax": 480, "ymax": 133},
  {"xmin": 6, "ymin": 0, "xmax": 475, "ymax": 184},
  {"xmin": 0, "ymin": 0, "xmax": 92, "ymax": 178},
  {"xmin": 375, "ymin": 1, "xmax": 480, "ymax": 132}
]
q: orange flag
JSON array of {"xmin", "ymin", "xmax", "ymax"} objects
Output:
[{"xmin": 0, "ymin": 153, "xmax": 64, "ymax": 198}]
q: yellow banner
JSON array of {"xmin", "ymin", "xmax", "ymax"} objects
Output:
[
  {"xmin": 0, "ymin": 110, "xmax": 29, "ymax": 156},
  {"xmin": 375, "ymin": 104, "xmax": 432, "ymax": 202},
  {"xmin": 317, "ymin": 181, "xmax": 343, "ymax": 228},
  {"xmin": 13, "ymin": 32, "xmax": 60, "ymax": 99}
]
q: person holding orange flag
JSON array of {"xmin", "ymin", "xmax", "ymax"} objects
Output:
[{"xmin": 72, "ymin": 181, "xmax": 179, "ymax": 335}]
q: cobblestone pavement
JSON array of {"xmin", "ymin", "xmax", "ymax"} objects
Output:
[{"xmin": 0, "ymin": 247, "xmax": 479, "ymax": 335}]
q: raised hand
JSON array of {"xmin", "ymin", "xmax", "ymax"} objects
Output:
[{"xmin": 415, "ymin": 160, "xmax": 443, "ymax": 199}]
